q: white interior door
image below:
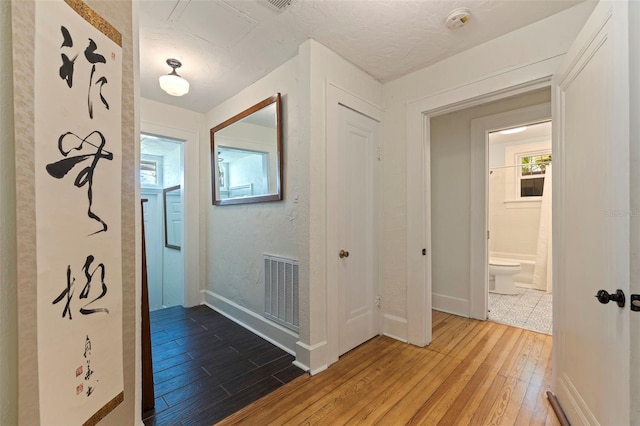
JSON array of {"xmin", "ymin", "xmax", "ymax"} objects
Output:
[
  {"xmin": 553, "ymin": 1, "xmax": 630, "ymax": 423},
  {"xmin": 162, "ymin": 190, "xmax": 184, "ymax": 307},
  {"xmin": 337, "ymin": 105, "xmax": 379, "ymax": 355},
  {"xmin": 142, "ymin": 191, "xmax": 163, "ymax": 311}
]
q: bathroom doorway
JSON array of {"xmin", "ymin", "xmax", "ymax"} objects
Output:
[
  {"xmin": 486, "ymin": 121, "xmax": 552, "ymax": 334},
  {"xmin": 141, "ymin": 133, "xmax": 185, "ymax": 311}
]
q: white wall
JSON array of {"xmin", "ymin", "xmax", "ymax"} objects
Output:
[
  {"xmin": 489, "ymin": 139, "xmax": 551, "ymax": 258},
  {"xmin": 381, "ymin": 2, "xmax": 594, "ymax": 324},
  {"xmin": 0, "ymin": 0, "xmax": 17, "ymax": 424},
  {"xmin": 203, "ymin": 56, "xmax": 302, "ymax": 354}
]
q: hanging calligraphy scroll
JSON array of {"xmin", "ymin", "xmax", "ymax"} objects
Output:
[{"xmin": 34, "ymin": 0, "xmax": 123, "ymax": 424}]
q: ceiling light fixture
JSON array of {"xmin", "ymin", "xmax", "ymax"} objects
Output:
[
  {"xmin": 159, "ymin": 58, "xmax": 190, "ymax": 96},
  {"xmin": 499, "ymin": 126, "xmax": 528, "ymax": 135}
]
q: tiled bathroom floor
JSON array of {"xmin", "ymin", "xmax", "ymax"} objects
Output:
[{"xmin": 488, "ymin": 287, "xmax": 552, "ymax": 335}]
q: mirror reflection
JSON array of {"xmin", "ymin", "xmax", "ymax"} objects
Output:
[{"xmin": 211, "ymin": 94, "xmax": 282, "ymax": 205}]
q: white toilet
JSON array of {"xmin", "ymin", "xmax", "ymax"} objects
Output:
[{"xmin": 489, "ymin": 258, "xmax": 521, "ymax": 295}]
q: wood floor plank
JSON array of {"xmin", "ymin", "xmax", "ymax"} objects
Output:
[
  {"xmin": 287, "ymin": 344, "xmax": 420, "ymax": 425},
  {"xmin": 439, "ymin": 325, "xmax": 523, "ymax": 425},
  {"xmin": 343, "ymin": 347, "xmax": 446, "ymax": 424},
  {"xmin": 483, "ymin": 375, "xmax": 529, "ymax": 425},
  {"xmin": 406, "ymin": 321, "xmax": 508, "ymax": 424},
  {"xmin": 468, "ymin": 373, "xmax": 509, "ymax": 425},
  {"xmin": 216, "ymin": 376, "xmax": 310, "ymax": 425},
  {"xmin": 216, "ymin": 314, "xmax": 560, "ymax": 426},
  {"xmin": 223, "ymin": 338, "xmax": 403, "ymax": 425},
  {"xmin": 515, "ymin": 382, "xmax": 547, "ymax": 425},
  {"xmin": 266, "ymin": 340, "xmax": 406, "ymax": 424}
]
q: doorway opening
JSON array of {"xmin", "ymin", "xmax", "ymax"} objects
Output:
[
  {"xmin": 140, "ymin": 133, "xmax": 185, "ymax": 311},
  {"xmin": 487, "ymin": 121, "xmax": 552, "ymax": 334}
]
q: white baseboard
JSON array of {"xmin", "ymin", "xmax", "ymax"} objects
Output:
[
  {"xmin": 294, "ymin": 340, "xmax": 328, "ymax": 375},
  {"xmin": 433, "ymin": 293, "xmax": 470, "ymax": 317},
  {"xmin": 202, "ymin": 290, "xmax": 298, "ymax": 356},
  {"xmin": 382, "ymin": 314, "xmax": 408, "ymax": 342}
]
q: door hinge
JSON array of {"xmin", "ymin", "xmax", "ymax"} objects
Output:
[
  {"xmin": 375, "ymin": 295, "xmax": 381, "ymax": 308},
  {"xmin": 488, "ymin": 230, "xmax": 490, "ymax": 239}
]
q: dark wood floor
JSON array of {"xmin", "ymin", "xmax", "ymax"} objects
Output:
[{"xmin": 142, "ymin": 305, "xmax": 306, "ymax": 426}]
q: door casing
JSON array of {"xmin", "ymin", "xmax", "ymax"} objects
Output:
[
  {"xmin": 468, "ymin": 102, "xmax": 552, "ymax": 320},
  {"xmin": 407, "ymin": 74, "xmax": 554, "ymax": 346},
  {"xmin": 140, "ymin": 123, "xmax": 201, "ymax": 308}
]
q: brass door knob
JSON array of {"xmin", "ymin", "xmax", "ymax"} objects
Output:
[{"xmin": 339, "ymin": 249, "xmax": 350, "ymax": 258}]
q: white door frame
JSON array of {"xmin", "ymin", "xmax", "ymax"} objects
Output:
[
  {"xmin": 406, "ymin": 56, "xmax": 562, "ymax": 347},
  {"xmin": 468, "ymin": 102, "xmax": 551, "ymax": 320},
  {"xmin": 140, "ymin": 122, "xmax": 201, "ymax": 307},
  {"xmin": 326, "ymin": 83, "xmax": 383, "ymax": 366}
]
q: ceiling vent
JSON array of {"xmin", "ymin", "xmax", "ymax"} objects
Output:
[{"xmin": 262, "ymin": 0, "xmax": 296, "ymax": 13}]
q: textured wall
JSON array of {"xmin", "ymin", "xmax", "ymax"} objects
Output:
[
  {"xmin": 204, "ymin": 56, "xmax": 300, "ymax": 324},
  {"xmin": 11, "ymin": 0, "xmax": 137, "ymax": 424}
]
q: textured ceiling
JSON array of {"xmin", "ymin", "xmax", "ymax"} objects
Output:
[{"xmin": 140, "ymin": 0, "xmax": 585, "ymax": 113}]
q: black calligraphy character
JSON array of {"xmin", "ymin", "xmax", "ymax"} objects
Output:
[
  {"xmin": 45, "ymin": 131, "xmax": 113, "ymax": 235},
  {"xmin": 78, "ymin": 255, "xmax": 109, "ymax": 315},
  {"xmin": 84, "ymin": 335, "xmax": 92, "ymax": 358},
  {"xmin": 85, "ymin": 364, "xmax": 93, "ymax": 381},
  {"xmin": 59, "ymin": 26, "xmax": 77, "ymax": 88},
  {"xmin": 84, "ymin": 38, "xmax": 108, "ymax": 119},
  {"xmin": 52, "ymin": 265, "xmax": 75, "ymax": 319},
  {"xmin": 86, "ymin": 386, "xmax": 94, "ymax": 397},
  {"xmin": 61, "ymin": 26, "xmax": 73, "ymax": 48}
]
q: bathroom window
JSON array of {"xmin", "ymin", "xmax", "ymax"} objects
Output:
[
  {"xmin": 140, "ymin": 160, "xmax": 158, "ymax": 185},
  {"xmin": 517, "ymin": 153, "xmax": 551, "ymax": 198},
  {"xmin": 140, "ymin": 154, "xmax": 164, "ymax": 188}
]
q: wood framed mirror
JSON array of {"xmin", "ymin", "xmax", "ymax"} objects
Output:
[{"xmin": 210, "ymin": 93, "xmax": 283, "ymax": 205}]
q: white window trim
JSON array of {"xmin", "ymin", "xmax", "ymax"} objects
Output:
[{"xmin": 504, "ymin": 141, "xmax": 551, "ymax": 208}]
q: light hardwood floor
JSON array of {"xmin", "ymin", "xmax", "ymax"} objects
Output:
[{"xmin": 218, "ymin": 311, "xmax": 559, "ymax": 425}]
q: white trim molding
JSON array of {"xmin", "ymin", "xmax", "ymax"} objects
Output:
[
  {"xmin": 406, "ymin": 56, "xmax": 562, "ymax": 346},
  {"xmin": 382, "ymin": 314, "xmax": 408, "ymax": 342},
  {"xmin": 432, "ymin": 294, "xmax": 470, "ymax": 317},
  {"xmin": 294, "ymin": 340, "xmax": 328, "ymax": 375},
  {"xmin": 141, "ymin": 121, "xmax": 201, "ymax": 308}
]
